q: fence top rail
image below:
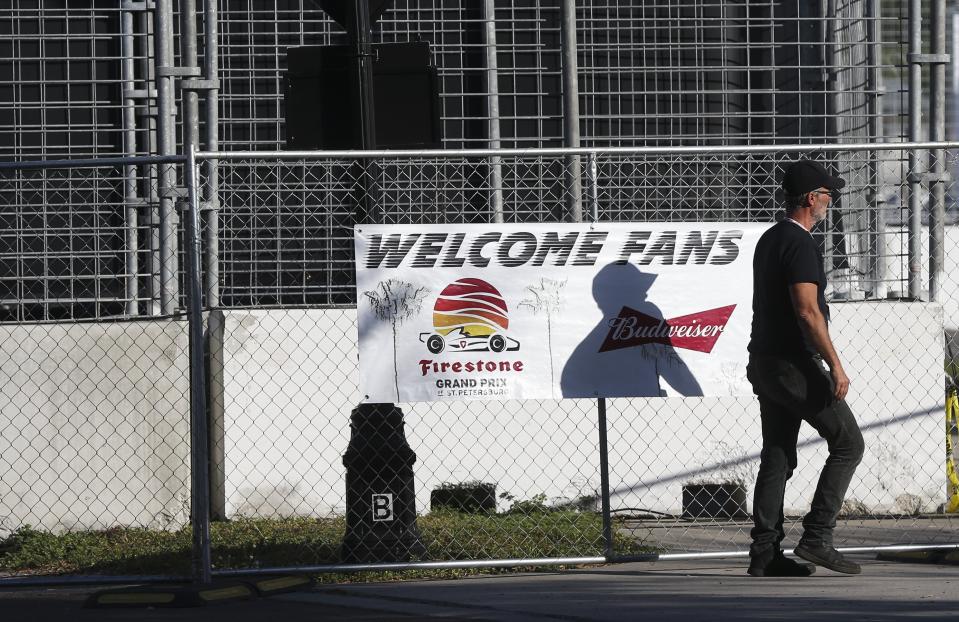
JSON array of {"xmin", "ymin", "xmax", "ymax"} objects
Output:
[
  {"xmin": 0, "ymin": 155, "xmax": 186, "ymax": 172},
  {"xmin": 0, "ymin": 143, "xmax": 951, "ymax": 170},
  {"xmin": 195, "ymin": 141, "xmax": 959, "ymax": 161}
]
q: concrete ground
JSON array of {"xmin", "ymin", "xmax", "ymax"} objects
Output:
[
  {"xmin": 623, "ymin": 514, "xmax": 959, "ymax": 552},
  {"xmin": 1, "ymin": 554, "xmax": 957, "ymax": 621}
]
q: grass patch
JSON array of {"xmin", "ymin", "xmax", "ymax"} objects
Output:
[{"xmin": 0, "ymin": 511, "xmax": 647, "ymax": 581}]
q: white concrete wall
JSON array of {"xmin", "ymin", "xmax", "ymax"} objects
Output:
[
  {"xmin": 0, "ymin": 299, "xmax": 944, "ymax": 539},
  {"xmin": 214, "ymin": 302, "xmax": 945, "ymax": 520},
  {"xmin": 0, "ymin": 321, "xmax": 192, "ymax": 537},
  {"xmin": 879, "ymin": 225, "xmax": 959, "ymax": 331},
  {"xmin": 607, "ymin": 302, "xmax": 945, "ymax": 516}
]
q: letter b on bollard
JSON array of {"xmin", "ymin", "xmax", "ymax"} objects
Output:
[{"xmin": 372, "ymin": 493, "xmax": 394, "ymax": 521}]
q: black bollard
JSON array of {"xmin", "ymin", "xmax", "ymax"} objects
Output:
[{"xmin": 341, "ymin": 402, "xmax": 427, "ymax": 563}]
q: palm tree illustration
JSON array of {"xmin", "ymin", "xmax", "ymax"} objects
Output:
[
  {"xmin": 364, "ymin": 279, "xmax": 429, "ymax": 401},
  {"xmin": 519, "ymin": 277, "xmax": 567, "ymax": 397}
]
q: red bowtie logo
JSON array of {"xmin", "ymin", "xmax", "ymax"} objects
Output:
[{"xmin": 599, "ymin": 305, "xmax": 736, "ymax": 354}]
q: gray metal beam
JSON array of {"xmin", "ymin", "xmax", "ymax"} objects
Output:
[
  {"xmin": 562, "ymin": 0, "xmax": 582, "ymax": 223},
  {"xmin": 866, "ymin": 0, "xmax": 886, "ymax": 299},
  {"xmin": 120, "ymin": 7, "xmax": 140, "ymax": 316},
  {"xmin": 930, "ymin": 0, "xmax": 948, "ymax": 302},
  {"xmin": 185, "ymin": 145, "xmax": 212, "ymax": 586},
  {"xmin": 204, "ymin": 0, "xmax": 221, "ymax": 308},
  {"xmin": 908, "ymin": 0, "xmax": 924, "ymax": 300},
  {"xmin": 155, "ymin": 0, "xmax": 179, "ymax": 314},
  {"xmin": 193, "ymin": 141, "xmax": 959, "ymax": 161},
  {"xmin": 483, "ymin": 0, "xmax": 504, "ymax": 224}
]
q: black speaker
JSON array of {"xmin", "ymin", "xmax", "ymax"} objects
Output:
[{"xmin": 285, "ymin": 41, "xmax": 441, "ymax": 149}]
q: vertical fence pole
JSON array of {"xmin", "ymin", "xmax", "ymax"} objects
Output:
[
  {"xmin": 171, "ymin": 0, "xmax": 216, "ymax": 555},
  {"xmin": 596, "ymin": 397, "xmax": 614, "ymax": 560},
  {"xmin": 866, "ymin": 0, "xmax": 886, "ymax": 299},
  {"xmin": 823, "ymin": 0, "xmax": 838, "ymax": 279},
  {"xmin": 930, "ymin": 0, "xmax": 947, "ymax": 302},
  {"xmin": 185, "ymin": 146, "xmax": 213, "ymax": 584},
  {"xmin": 587, "ymin": 152, "xmax": 614, "ymax": 560},
  {"xmin": 141, "ymin": 8, "xmax": 162, "ymax": 315},
  {"xmin": 155, "ymin": 0, "xmax": 179, "ymax": 313},
  {"xmin": 562, "ymin": 0, "xmax": 583, "ymax": 223},
  {"xmin": 349, "ymin": 0, "xmax": 379, "ymax": 222},
  {"xmin": 179, "ymin": 0, "xmax": 201, "ymax": 154},
  {"xmin": 351, "ymin": 0, "xmax": 376, "ymax": 153},
  {"xmin": 907, "ymin": 0, "xmax": 924, "ymax": 300},
  {"xmin": 482, "ymin": 0, "xmax": 504, "ymax": 224},
  {"xmin": 120, "ymin": 7, "xmax": 140, "ymax": 316},
  {"xmin": 204, "ymin": 0, "xmax": 221, "ymax": 307},
  {"xmin": 588, "ymin": 153, "xmax": 599, "ymax": 222}
]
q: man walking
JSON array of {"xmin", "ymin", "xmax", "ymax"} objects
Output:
[{"xmin": 746, "ymin": 159, "xmax": 865, "ymax": 577}]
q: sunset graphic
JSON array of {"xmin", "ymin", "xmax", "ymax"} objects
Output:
[{"xmin": 432, "ymin": 278, "xmax": 509, "ymax": 337}]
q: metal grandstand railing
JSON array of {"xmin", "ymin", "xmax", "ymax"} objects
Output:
[{"xmin": 0, "ymin": 1, "xmax": 932, "ymax": 319}]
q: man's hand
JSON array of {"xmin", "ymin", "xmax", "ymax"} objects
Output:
[{"xmin": 830, "ymin": 363, "xmax": 849, "ymax": 401}]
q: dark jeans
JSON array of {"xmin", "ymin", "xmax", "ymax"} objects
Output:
[{"xmin": 746, "ymin": 353, "xmax": 865, "ymax": 561}]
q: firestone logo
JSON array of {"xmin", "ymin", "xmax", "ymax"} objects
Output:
[
  {"xmin": 418, "ymin": 278, "xmax": 521, "ymax": 354},
  {"xmin": 600, "ymin": 305, "xmax": 736, "ymax": 354},
  {"xmin": 417, "ymin": 278, "xmax": 524, "ymax": 387}
]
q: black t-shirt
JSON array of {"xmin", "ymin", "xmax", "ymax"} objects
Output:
[{"xmin": 748, "ymin": 220, "xmax": 829, "ymax": 356}]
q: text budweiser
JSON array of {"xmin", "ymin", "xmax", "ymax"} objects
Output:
[
  {"xmin": 608, "ymin": 317, "xmax": 725, "ymax": 340},
  {"xmin": 599, "ymin": 305, "xmax": 736, "ymax": 354}
]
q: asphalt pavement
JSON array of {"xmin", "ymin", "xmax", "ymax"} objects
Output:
[{"xmin": 1, "ymin": 554, "xmax": 957, "ymax": 621}]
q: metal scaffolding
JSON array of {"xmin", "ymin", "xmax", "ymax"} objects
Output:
[{"xmin": 0, "ymin": 0, "xmax": 947, "ymax": 316}]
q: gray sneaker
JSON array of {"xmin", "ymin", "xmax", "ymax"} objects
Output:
[{"xmin": 794, "ymin": 543, "xmax": 861, "ymax": 575}]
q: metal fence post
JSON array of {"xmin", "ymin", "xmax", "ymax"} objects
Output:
[
  {"xmin": 588, "ymin": 152, "xmax": 599, "ymax": 222},
  {"xmin": 155, "ymin": 0, "xmax": 180, "ymax": 314},
  {"xmin": 120, "ymin": 7, "xmax": 140, "ymax": 316},
  {"xmin": 908, "ymin": 0, "xmax": 924, "ymax": 300},
  {"xmin": 141, "ymin": 7, "xmax": 162, "ymax": 316},
  {"xmin": 185, "ymin": 145, "xmax": 213, "ymax": 585},
  {"xmin": 596, "ymin": 397, "xmax": 614, "ymax": 560},
  {"xmin": 866, "ymin": 0, "xmax": 886, "ymax": 299},
  {"xmin": 562, "ymin": 0, "xmax": 583, "ymax": 223},
  {"xmin": 930, "ymin": 0, "xmax": 947, "ymax": 303},
  {"xmin": 586, "ymin": 151, "xmax": 614, "ymax": 560},
  {"xmin": 483, "ymin": 0, "xmax": 504, "ymax": 224},
  {"xmin": 204, "ymin": 0, "xmax": 221, "ymax": 307}
]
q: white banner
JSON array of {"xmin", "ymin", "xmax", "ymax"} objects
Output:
[{"xmin": 355, "ymin": 222, "xmax": 771, "ymax": 402}]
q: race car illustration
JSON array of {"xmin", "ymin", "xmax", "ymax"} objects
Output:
[
  {"xmin": 419, "ymin": 326, "xmax": 520, "ymax": 354},
  {"xmin": 420, "ymin": 277, "xmax": 521, "ymax": 354}
]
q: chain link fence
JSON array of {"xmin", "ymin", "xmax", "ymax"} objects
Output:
[
  {"xmin": 0, "ymin": 158, "xmax": 194, "ymax": 561},
  {"xmin": 1, "ymin": 144, "xmax": 957, "ymax": 583},
  {"xmin": 201, "ymin": 144, "xmax": 958, "ymax": 574}
]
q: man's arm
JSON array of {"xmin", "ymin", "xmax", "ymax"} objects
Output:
[{"xmin": 789, "ymin": 282, "xmax": 849, "ymax": 401}]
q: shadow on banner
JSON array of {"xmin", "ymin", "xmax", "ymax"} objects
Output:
[{"xmin": 561, "ymin": 262, "xmax": 704, "ymax": 398}]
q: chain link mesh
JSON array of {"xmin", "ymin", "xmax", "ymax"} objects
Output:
[
  {"xmin": 201, "ymin": 146, "xmax": 957, "ymax": 571},
  {"xmin": 0, "ymin": 148, "xmax": 955, "ymax": 580},
  {"xmin": 0, "ymin": 162, "xmax": 192, "ymax": 566}
]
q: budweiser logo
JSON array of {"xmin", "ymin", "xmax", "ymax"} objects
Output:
[{"xmin": 599, "ymin": 305, "xmax": 736, "ymax": 354}]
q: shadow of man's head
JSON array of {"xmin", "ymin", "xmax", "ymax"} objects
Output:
[{"xmin": 592, "ymin": 262, "xmax": 659, "ymax": 316}]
